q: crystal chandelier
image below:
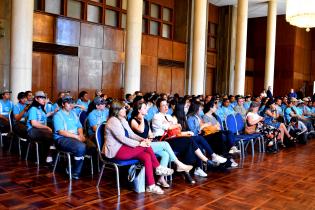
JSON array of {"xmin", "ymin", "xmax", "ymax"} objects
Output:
[{"xmin": 286, "ymin": 0, "xmax": 315, "ymax": 32}]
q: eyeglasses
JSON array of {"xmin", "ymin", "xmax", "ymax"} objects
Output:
[{"xmin": 37, "ymin": 96, "xmax": 46, "ymax": 99}]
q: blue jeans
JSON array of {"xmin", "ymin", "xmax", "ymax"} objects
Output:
[
  {"xmin": 151, "ymin": 141, "xmax": 177, "ymax": 167},
  {"xmin": 55, "ymin": 137, "xmax": 86, "ymax": 175}
]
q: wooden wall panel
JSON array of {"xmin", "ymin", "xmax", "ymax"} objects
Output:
[
  {"xmin": 207, "ymin": 52, "xmax": 216, "ymax": 68},
  {"xmin": 142, "ymin": 35, "xmax": 158, "ymax": 56},
  {"xmin": 32, "ymin": 52, "xmax": 53, "ymax": 97},
  {"xmin": 205, "ymin": 68, "xmax": 214, "ymax": 95},
  {"xmin": 245, "ymin": 76, "xmax": 253, "ymax": 96},
  {"xmin": 55, "ymin": 18, "xmax": 80, "ymax": 46},
  {"xmin": 33, "ymin": 13, "xmax": 54, "ymax": 43},
  {"xmin": 53, "ymin": 55, "xmax": 79, "ymax": 100},
  {"xmin": 171, "ymin": 68, "xmax": 185, "ymax": 95},
  {"xmin": 246, "ymin": 58, "xmax": 254, "ymax": 71},
  {"xmin": 150, "ymin": 0, "xmax": 174, "ymax": 8},
  {"xmin": 158, "ymin": 39, "xmax": 173, "ymax": 59},
  {"xmin": 141, "ymin": 55, "xmax": 157, "ymax": 93},
  {"xmin": 172, "ymin": 42, "xmax": 186, "ymax": 61},
  {"xmin": 102, "ymin": 62, "xmax": 123, "ymax": 99},
  {"xmin": 157, "ymin": 67, "xmax": 172, "ymax": 94},
  {"xmin": 208, "ymin": 3, "xmax": 219, "ymax": 24},
  {"xmin": 104, "ymin": 27, "xmax": 124, "ymax": 51},
  {"xmin": 80, "ymin": 23, "xmax": 104, "ymax": 48},
  {"xmin": 78, "ymin": 59, "xmax": 102, "ymax": 98}
]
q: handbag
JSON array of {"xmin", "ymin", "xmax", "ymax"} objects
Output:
[
  {"xmin": 202, "ymin": 125, "xmax": 219, "ymax": 135},
  {"xmin": 128, "ymin": 165, "xmax": 145, "ymax": 193},
  {"xmin": 159, "ymin": 127, "xmax": 181, "ymax": 141}
]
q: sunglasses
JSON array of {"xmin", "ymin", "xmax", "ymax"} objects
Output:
[{"xmin": 37, "ymin": 96, "xmax": 46, "ymax": 99}]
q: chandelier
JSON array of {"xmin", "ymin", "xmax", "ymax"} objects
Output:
[{"xmin": 286, "ymin": 0, "xmax": 315, "ymax": 32}]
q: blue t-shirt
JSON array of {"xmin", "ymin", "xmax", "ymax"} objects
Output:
[
  {"xmin": 26, "ymin": 106, "xmax": 47, "ymax": 130},
  {"xmin": 76, "ymin": 99, "xmax": 90, "ymax": 111},
  {"xmin": 145, "ymin": 105, "xmax": 158, "ymax": 122},
  {"xmin": 87, "ymin": 108, "xmax": 109, "ymax": 136},
  {"xmin": 13, "ymin": 103, "xmax": 27, "ymax": 122},
  {"xmin": 216, "ymin": 106, "xmax": 235, "ymax": 121},
  {"xmin": 284, "ymin": 107, "xmax": 293, "ymax": 123},
  {"xmin": 187, "ymin": 115, "xmax": 200, "ymax": 136},
  {"xmin": 243, "ymin": 101, "xmax": 251, "ymax": 110},
  {"xmin": 53, "ymin": 110, "xmax": 82, "ymax": 140},
  {"xmin": 0, "ymin": 99, "xmax": 13, "ymax": 118}
]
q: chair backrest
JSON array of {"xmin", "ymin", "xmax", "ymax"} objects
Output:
[
  {"xmin": 235, "ymin": 113, "xmax": 245, "ymax": 133},
  {"xmin": 79, "ymin": 111, "xmax": 88, "ymax": 126},
  {"xmin": 216, "ymin": 115, "xmax": 224, "ymax": 131},
  {"xmin": 95, "ymin": 123, "xmax": 106, "ymax": 155},
  {"xmin": 225, "ymin": 114, "xmax": 238, "ymax": 134}
]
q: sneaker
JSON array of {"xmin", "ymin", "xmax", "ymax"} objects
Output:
[
  {"xmin": 229, "ymin": 146, "xmax": 241, "ymax": 154},
  {"xmin": 155, "ymin": 166, "xmax": 174, "ymax": 176},
  {"xmin": 212, "ymin": 154, "xmax": 227, "ymax": 164},
  {"xmin": 183, "ymin": 171, "xmax": 196, "ymax": 184},
  {"xmin": 176, "ymin": 163, "xmax": 193, "ymax": 172},
  {"xmin": 194, "ymin": 167, "xmax": 208, "ymax": 177},
  {"xmin": 230, "ymin": 159, "xmax": 238, "ymax": 168},
  {"xmin": 46, "ymin": 156, "xmax": 53, "ymax": 163},
  {"xmin": 146, "ymin": 185, "xmax": 164, "ymax": 194},
  {"xmin": 268, "ymin": 141, "xmax": 274, "ymax": 147}
]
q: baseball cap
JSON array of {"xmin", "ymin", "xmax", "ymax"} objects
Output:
[
  {"xmin": 1, "ymin": 89, "xmax": 12, "ymax": 94},
  {"xmin": 34, "ymin": 91, "xmax": 46, "ymax": 98},
  {"xmin": 94, "ymin": 96, "xmax": 105, "ymax": 105},
  {"xmin": 61, "ymin": 95, "xmax": 74, "ymax": 103}
]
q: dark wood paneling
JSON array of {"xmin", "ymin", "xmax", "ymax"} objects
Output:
[
  {"xmin": 33, "ymin": 13, "xmax": 55, "ymax": 43},
  {"xmin": 158, "ymin": 39, "xmax": 173, "ymax": 60},
  {"xmin": 33, "ymin": 42, "xmax": 78, "ymax": 56},
  {"xmin": 171, "ymin": 68, "xmax": 185, "ymax": 95},
  {"xmin": 157, "ymin": 66, "xmax": 172, "ymax": 93},
  {"xmin": 172, "ymin": 42, "xmax": 186, "ymax": 61},
  {"xmin": 141, "ymin": 63, "xmax": 157, "ymax": 93},
  {"xmin": 78, "ymin": 59, "xmax": 102, "ymax": 98},
  {"xmin": 205, "ymin": 68, "xmax": 214, "ymax": 95},
  {"xmin": 150, "ymin": 0, "xmax": 174, "ymax": 8},
  {"xmin": 32, "ymin": 52, "xmax": 53, "ymax": 98},
  {"xmin": 55, "ymin": 18, "xmax": 80, "ymax": 46},
  {"xmin": 103, "ymin": 27, "xmax": 124, "ymax": 51},
  {"xmin": 208, "ymin": 3, "xmax": 219, "ymax": 24},
  {"xmin": 53, "ymin": 55, "xmax": 79, "ymax": 100},
  {"xmin": 142, "ymin": 35, "xmax": 158, "ymax": 56},
  {"xmin": 80, "ymin": 23, "xmax": 104, "ymax": 48},
  {"xmin": 102, "ymin": 62, "xmax": 123, "ymax": 99}
]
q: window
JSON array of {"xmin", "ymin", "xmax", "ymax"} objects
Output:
[
  {"xmin": 87, "ymin": 5, "xmax": 102, "ymax": 23},
  {"xmin": 150, "ymin": 3, "xmax": 160, "ymax": 19},
  {"xmin": 149, "ymin": 21, "xmax": 159, "ymax": 35},
  {"xmin": 208, "ymin": 22, "xmax": 217, "ymax": 51},
  {"xmin": 34, "ymin": 0, "xmax": 174, "ymax": 39},
  {"xmin": 162, "ymin": 24, "xmax": 171, "ymax": 38},
  {"xmin": 45, "ymin": 0, "xmax": 61, "ymax": 15},
  {"xmin": 67, "ymin": 0, "xmax": 82, "ymax": 19},
  {"xmin": 162, "ymin": 8, "xmax": 171, "ymax": 22},
  {"xmin": 105, "ymin": 9, "xmax": 118, "ymax": 27}
]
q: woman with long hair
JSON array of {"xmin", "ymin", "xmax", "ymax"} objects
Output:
[{"xmin": 103, "ymin": 100, "xmax": 173, "ymax": 194}]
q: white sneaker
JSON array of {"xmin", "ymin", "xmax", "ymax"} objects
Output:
[
  {"xmin": 46, "ymin": 156, "xmax": 53, "ymax": 163},
  {"xmin": 229, "ymin": 146, "xmax": 241, "ymax": 154},
  {"xmin": 212, "ymin": 154, "xmax": 227, "ymax": 164},
  {"xmin": 230, "ymin": 159, "xmax": 238, "ymax": 168},
  {"xmin": 194, "ymin": 167, "xmax": 208, "ymax": 177}
]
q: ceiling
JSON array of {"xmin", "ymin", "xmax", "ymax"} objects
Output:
[{"xmin": 208, "ymin": 0, "xmax": 287, "ymax": 18}]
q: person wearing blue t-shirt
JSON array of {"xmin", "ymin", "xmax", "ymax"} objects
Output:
[
  {"xmin": 13, "ymin": 92, "xmax": 29, "ymax": 138},
  {"xmin": 27, "ymin": 91, "xmax": 55, "ymax": 163},
  {"xmin": 53, "ymin": 96, "xmax": 86, "ymax": 180},
  {"xmin": 87, "ymin": 96, "xmax": 108, "ymax": 137},
  {"xmin": 76, "ymin": 91, "xmax": 90, "ymax": 111},
  {"xmin": 0, "ymin": 89, "xmax": 14, "ymax": 133}
]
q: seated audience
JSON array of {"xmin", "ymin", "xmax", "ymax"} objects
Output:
[
  {"xmin": 0, "ymin": 89, "xmax": 13, "ymax": 134},
  {"xmin": 27, "ymin": 91, "xmax": 55, "ymax": 163},
  {"xmin": 53, "ymin": 96, "xmax": 86, "ymax": 179},
  {"xmin": 13, "ymin": 92, "xmax": 29, "ymax": 138},
  {"xmin": 103, "ymin": 100, "xmax": 173, "ymax": 194}
]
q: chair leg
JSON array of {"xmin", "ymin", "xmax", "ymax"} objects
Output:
[
  {"xmin": 18, "ymin": 138, "xmax": 21, "ymax": 157},
  {"xmin": 53, "ymin": 152, "xmax": 60, "ymax": 174},
  {"xmin": 113, "ymin": 164, "xmax": 120, "ymax": 196},
  {"xmin": 67, "ymin": 153, "xmax": 72, "ymax": 180},
  {"xmin": 8, "ymin": 136, "xmax": 13, "ymax": 152},
  {"xmin": 97, "ymin": 163, "xmax": 105, "ymax": 187},
  {"xmin": 25, "ymin": 142, "xmax": 31, "ymax": 160},
  {"xmin": 250, "ymin": 139, "xmax": 255, "ymax": 156},
  {"xmin": 90, "ymin": 157, "xmax": 94, "ymax": 176},
  {"xmin": 97, "ymin": 156, "xmax": 100, "ymax": 173},
  {"xmin": 35, "ymin": 142, "xmax": 39, "ymax": 165},
  {"xmin": 0, "ymin": 134, "xmax": 3, "ymax": 147}
]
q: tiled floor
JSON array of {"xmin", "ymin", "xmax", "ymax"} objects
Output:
[{"xmin": 1, "ymin": 138, "xmax": 315, "ymax": 209}]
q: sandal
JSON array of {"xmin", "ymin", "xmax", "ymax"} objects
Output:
[
  {"xmin": 289, "ymin": 136, "xmax": 297, "ymax": 143},
  {"xmin": 156, "ymin": 180, "xmax": 170, "ymax": 188},
  {"xmin": 146, "ymin": 185, "xmax": 164, "ymax": 194}
]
